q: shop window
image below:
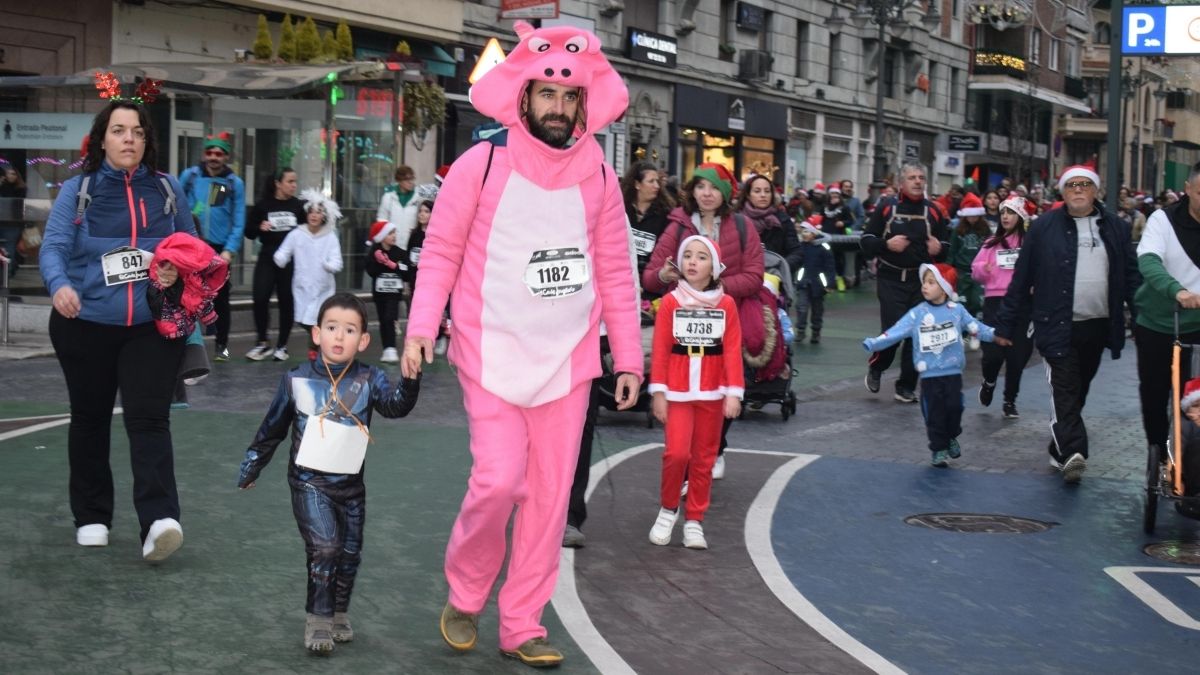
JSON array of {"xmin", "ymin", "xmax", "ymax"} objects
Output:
[
  {"xmin": 702, "ymin": 133, "xmax": 736, "ymax": 169},
  {"xmin": 741, "ymin": 135, "xmax": 775, "ymax": 182}
]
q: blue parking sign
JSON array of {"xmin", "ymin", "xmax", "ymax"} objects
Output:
[{"xmin": 1122, "ymin": 7, "xmax": 1166, "ymax": 54}]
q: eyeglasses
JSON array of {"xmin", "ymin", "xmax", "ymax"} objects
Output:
[
  {"xmin": 1064, "ymin": 181, "xmax": 1095, "ymax": 190},
  {"xmin": 204, "ymin": 150, "xmax": 227, "ymax": 158}
]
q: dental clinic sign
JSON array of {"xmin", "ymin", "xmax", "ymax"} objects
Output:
[
  {"xmin": 626, "ymin": 28, "xmax": 677, "ymax": 68},
  {"xmin": 1122, "ymin": 5, "xmax": 1200, "ymax": 54},
  {"xmin": 0, "ymin": 113, "xmax": 93, "ymax": 150}
]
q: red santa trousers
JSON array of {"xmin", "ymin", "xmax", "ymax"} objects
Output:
[{"xmin": 660, "ymin": 399, "xmax": 724, "ymax": 521}]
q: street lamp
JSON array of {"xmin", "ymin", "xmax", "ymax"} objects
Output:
[{"xmin": 849, "ymin": 1, "xmax": 941, "ymax": 189}]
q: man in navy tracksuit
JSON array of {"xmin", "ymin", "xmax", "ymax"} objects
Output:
[
  {"xmin": 180, "ymin": 133, "xmax": 245, "ymax": 361},
  {"xmin": 993, "ymin": 165, "xmax": 1140, "ymax": 483}
]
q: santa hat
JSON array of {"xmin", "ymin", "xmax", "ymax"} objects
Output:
[
  {"xmin": 828, "ymin": 185, "xmax": 842, "ymax": 195},
  {"xmin": 367, "ymin": 220, "xmax": 397, "ymax": 245},
  {"xmin": 676, "ymin": 234, "xmax": 726, "ymax": 279},
  {"xmin": 811, "ymin": 182, "xmax": 827, "ymax": 194},
  {"xmin": 1183, "ymin": 377, "xmax": 1200, "ymax": 412},
  {"xmin": 919, "ymin": 263, "xmax": 958, "ymax": 301},
  {"xmin": 692, "ymin": 163, "xmax": 735, "ymax": 202},
  {"xmin": 957, "ymin": 192, "xmax": 985, "ymax": 217},
  {"xmin": 763, "ymin": 273, "xmax": 782, "ymax": 297},
  {"xmin": 799, "ymin": 220, "xmax": 823, "ymax": 237},
  {"xmin": 1057, "ymin": 165, "xmax": 1101, "ymax": 191},
  {"xmin": 999, "ymin": 196, "xmax": 1031, "ymax": 222},
  {"xmin": 434, "ymin": 164, "xmax": 451, "ymax": 185}
]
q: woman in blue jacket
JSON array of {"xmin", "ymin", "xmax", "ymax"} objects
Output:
[{"xmin": 40, "ymin": 100, "xmax": 197, "ymax": 562}]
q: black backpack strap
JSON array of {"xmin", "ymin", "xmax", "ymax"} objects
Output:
[
  {"xmin": 733, "ymin": 212, "xmax": 747, "ymax": 251},
  {"xmin": 74, "ymin": 174, "xmax": 93, "ymax": 225}
]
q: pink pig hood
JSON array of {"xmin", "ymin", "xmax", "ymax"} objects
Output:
[{"xmin": 469, "ymin": 21, "xmax": 628, "ymax": 190}]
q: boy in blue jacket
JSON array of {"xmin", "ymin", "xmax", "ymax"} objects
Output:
[{"xmin": 863, "ymin": 263, "xmax": 1009, "ymax": 466}]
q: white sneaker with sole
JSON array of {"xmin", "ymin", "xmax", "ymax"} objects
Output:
[
  {"xmin": 380, "ymin": 347, "xmax": 400, "ymax": 363},
  {"xmin": 648, "ymin": 507, "xmax": 679, "ymax": 546},
  {"xmin": 712, "ymin": 455, "xmax": 726, "ymax": 480},
  {"xmin": 245, "ymin": 343, "xmax": 272, "ymax": 361},
  {"xmin": 76, "ymin": 524, "xmax": 109, "ymax": 547},
  {"xmin": 682, "ymin": 520, "xmax": 708, "ymax": 549},
  {"xmin": 273, "ymin": 346, "xmax": 290, "ymax": 362},
  {"xmin": 1060, "ymin": 453, "xmax": 1087, "ymax": 484},
  {"xmin": 142, "ymin": 518, "xmax": 183, "ymax": 562}
]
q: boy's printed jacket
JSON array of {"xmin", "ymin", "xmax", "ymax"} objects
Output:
[
  {"xmin": 649, "ymin": 292, "xmax": 745, "ymax": 401},
  {"xmin": 238, "ymin": 359, "xmax": 420, "ymax": 490},
  {"xmin": 863, "ymin": 300, "xmax": 996, "ymax": 378}
]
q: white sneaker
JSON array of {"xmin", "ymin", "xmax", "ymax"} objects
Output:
[
  {"xmin": 1060, "ymin": 453, "xmax": 1087, "ymax": 484},
  {"xmin": 380, "ymin": 347, "xmax": 400, "ymax": 363},
  {"xmin": 76, "ymin": 524, "xmax": 109, "ymax": 547},
  {"xmin": 682, "ymin": 520, "xmax": 708, "ymax": 549},
  {"xmin": 680, "ymin": 481, "xmax": 689, "ymax": 498},
  {"xmin": 142, "ymin": 518, "xmax": 183, "ymax": 562},
  {"xmin": 648, "ymin": 507, "xmax": 679, "ymax": 546},
  {"xmin": 183, "ymin": 374, "xmax": 208, "ymax": 386},
  {"xmin": 273, "ymin": 346, "xmax": 289, "ymax": 362},
  {"xmin": 712, "ymin": 455, "xmax": 726, "ymax": 480},
  {"xmin": 245, "ymin": 343, "xmax": 272, "ymax": 361}
]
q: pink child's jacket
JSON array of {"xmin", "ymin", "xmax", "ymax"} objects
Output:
[{"xmin": 970, "ymin": 239, "xmax": 1022, "ymax": 298}]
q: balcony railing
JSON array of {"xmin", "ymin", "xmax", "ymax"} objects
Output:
[
  {"xmin": 973, "ymin": 50, "xmax": 1028, "ymax": 80},
  {"xmin": 1155, "ymin": 119, "xmax": 1175, "ymax": 140},
  {"xmin": 1064, "ymin": 75, "xmax": 1086, "ymax": 100}
]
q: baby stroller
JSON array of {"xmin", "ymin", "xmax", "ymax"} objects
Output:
[
  {"xmin": 1143, "ymin": 307, "xmax": 1200, "ymax": 532},
  {"xmin": 596, "ymin": 314, "xmax": 655, "ymax": 427},
  {"xmin": 741, "ymin": 250, "xmax": 798, "ymax": 421}
]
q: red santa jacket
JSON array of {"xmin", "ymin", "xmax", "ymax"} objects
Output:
[{"xmin": 648, "ymin": 292, "xmax": 745, "ymax": 401}]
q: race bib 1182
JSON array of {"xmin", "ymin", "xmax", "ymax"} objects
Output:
[{"xmin": 523, "ymin": 247, "xmax": 590, "ymax": 298}]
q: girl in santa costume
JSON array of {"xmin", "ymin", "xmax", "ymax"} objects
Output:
[{"xmin": 648, "ymin": 235, "xmax": 744, "ymax": 549}]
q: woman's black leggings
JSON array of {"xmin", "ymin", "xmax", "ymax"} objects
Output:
[
  {"xmin": 252, "ymin": 257, "xmax": 294, "ymax": 348},
  {"xmin": 981, "ymin": 296, "xmax": 1034, "ymax": 403}
]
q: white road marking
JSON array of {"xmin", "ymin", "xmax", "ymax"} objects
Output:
[
  {"xmin": 0, "ymin": 409, "xmax": 122, "ymax": 444},
  {"xmin": 553, "ymin": 445, "xmax": 900, "ymax": 674},
  {"xmin": 1105, "ymin": 566, "xmax": 1200, "ymax": 631}
]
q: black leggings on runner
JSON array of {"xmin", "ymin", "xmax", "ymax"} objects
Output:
[{"xmin": 252, "ymin": 257, "xmax": 294, "ymax": 347}]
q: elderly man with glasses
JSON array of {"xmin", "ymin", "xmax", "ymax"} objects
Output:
[
  {"xmin": 180, "ymin": 133, "xmax": 246, "ymax": 361},
  {"xmin": 993, "ymin": 165, "xmax": 1141, "ymax": 483}
]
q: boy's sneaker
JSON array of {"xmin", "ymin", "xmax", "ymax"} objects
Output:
[
  {"xmin": 979, "ymin": 381, "xmax": 996, "ymax": 407},
  {"xmin": 1057, "ymin": 453, "xmax": 1087, "ymax": 483},
  {"xmin": 1002, "ymin": 401, "xmax": 1019, "ymax": 418},
  {"xmin": 562, "ymin": 524, "xmax": 585, "ymax": 548},
  {"xmin": 865, "ymin": 369, "xmax": 882, "ymax": 394},
  {"xmin": 142, "ymin": 518, "xmax": 182, "ymax": 562},
  {"xmin": 214, "ymin": 345, "xmax": 230, "ymax": 362},
  {"xmin": 304, "ymin": 614, "xmax": 335, "ymax": 655},
  {"xmin": 501, "ymin": 637, "xmax": 564, "ymax": 667},
  {"xmin": 682, "ymin": 520, "xmax": 708, "ymax": 549},
  {"xmin": 440, "ymin": 602, "xmax": 479, "ymax": 651},
  {"xmin": 273, "ymin": 346, "xmax": 289, "ymax": 361},
  {"xmin": 894, "ymin": 388, "xmax": 918, "ymax": 403},
  {"xmin": 795, "ymin": 331, "xmax": 806, "ymax": 343},
  {"xmin": 332, "ymin": 612, "xmax": 353, "ymax": 643},
  {"xmin": 245, "ymin": 343, "xmax": 272, "ymax": 361},
  {"xmin": 930, "ymin": 450, "xmax": 950, "ymax": 467},
  {"xmin": 76, "ymin": 524, "xmax": 109, "ymax": 547},
  {"xmin": 380, "ymin": 347, "xmax": 400, "ymax": 363},
  {"xmin": 947, "ymin": 438, "xmax": 962, "ymax": 459},
  {"xmin": 648, "ymin": 507, "xmax": 679, "ymax": 546},
  {"xmin": 810, "ymin": 332, "xmax": 821, "ymax": 344},
  {"xmin": 712, "ymin": 454, "xmax": 726, "ymax": 480}
]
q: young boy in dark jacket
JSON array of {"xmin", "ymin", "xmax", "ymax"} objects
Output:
[
  {"xmin": 238, "ymin": 293, "xmax": 420, "ymax": 654},
  {"xmin": 364, "ymin": 220, "xmax": 410, "ymax": 364},
  {"xmin": 793, "ymin": 218, "xmax": 837, "ymax": 343}
]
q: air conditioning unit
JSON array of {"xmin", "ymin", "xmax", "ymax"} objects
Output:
[{"xmin": 738, "ymin": 49, "xmax": 772, "ymax": 82}]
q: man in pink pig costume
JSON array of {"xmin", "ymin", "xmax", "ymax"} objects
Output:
[{"xmin": 400, "ymin": 20, "xmax": 643, "ymax": 668}]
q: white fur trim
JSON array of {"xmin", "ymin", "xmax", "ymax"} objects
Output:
[
  {"xmin": 958, "ymin": 206, "xmax": 986, "ymax": 217},
  {"xmin": 920, "ymin": 263, "xmax": 954, "ymax": 300},
  {"xmin": 1182, "ymin": 389, "xmax": 1200, "ymax": 412},
  {"xmin": 1056, "ymin": 166, "xmax": 1100, "ymax": 191},
  {"xmin": 916, "ymin": 360, "xmax": 927, "ymax": 373},
  {"xmin": 370, "ymin": 221, "xmax": 398, "ymax": 244}
]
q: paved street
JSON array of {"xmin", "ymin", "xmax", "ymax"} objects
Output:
[{"xmin": 2, "ymin": 284, "xmax": 1199, "ymax": 673}]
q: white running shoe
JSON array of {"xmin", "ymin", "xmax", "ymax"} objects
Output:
[
  {"xmin": 76, "ymin": 524, "xmax": 109, "ymax": 547},
  {"xmin": 648, "ymin": 507, "xmax": 679, "ymax": 546},
  {"xmin": 142, "ymin": 518, "xmax": 183, "ymax": 562},
  {"xmin": 380, "ymin": 347, "xmax": 400, "ymax": 363},
  {"xmin": 182, "ymin": 374, "xmax": 207, "ymax": 386},
  {"xmin": 682, "ymin": 520, "xmax": 708, "ymax": 549},
  {"xmin": 273, "ymin": 346, "xmax": 290, "ymax": 362},
  {"xmin": 712, "ymin": 455, "xmax": 726, "ymax": 480},
  {"xmin": 245, "ymin": 343, "xmax": 272, "ymax": 361}
]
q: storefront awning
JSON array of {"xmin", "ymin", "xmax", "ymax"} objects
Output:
[
  {"xmin": 968, "ymin": 78, "xmax": 1092, "ymax": 115},
  {"xmin": 0, "ymin": 62, "xmax": 385, "ymax": 98}
]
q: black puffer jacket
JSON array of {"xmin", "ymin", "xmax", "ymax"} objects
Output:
[{"xmin": 994, "ymin": 203, "xmax": 1140, "ymax": 359}]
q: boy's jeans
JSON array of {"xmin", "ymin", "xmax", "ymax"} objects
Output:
[
  {"xmin": 920, "ymin": 374, "xmax": 963, "ymax": 451},
  {"xmin": 291, "ymin": 482, "xmax": 364, "ymax": 617}
]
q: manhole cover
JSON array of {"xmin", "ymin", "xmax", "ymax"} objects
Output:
[
  {"xmin": 904, "ymin": 513, "xmax": 1057, "ymax": 534},
  {"xmin": 1143, "ymin": 541, "xmax": 1200, "ymax": 565}
]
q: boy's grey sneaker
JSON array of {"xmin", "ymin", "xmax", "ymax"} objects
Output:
[
  {"xmin": 1002, "ymin": 401, "xmax": 1019, "ymax": 418},
  {"xmin": 332, "ymin": 612, "xmax": 353, "ymax": 643},
  {"xmin": 273, "ymin": 346, "xmax": 289, "ymax": 361},
  {"xmin": 501, "ymin": 637, "xmax": 564, "ymax": 668},
  {"xmin": 1059, "ymin": 453, "xmax": 1087, "ymax": 483},
  {"xmin": 440, "ymin": 602, "xmax": 478, "ymax": 651},
  {"xmin": 979, "ymin": 381, "xmax": 996, "ymax": 407},
  {"xmin": 947, "ymin": 438, "xmax": 961, "ymax": 459},
  {"xmin": 865, "ymin": 369, "xmax": 881, "ymax": 393},
  {"xmin": 562, "ymin": 525, "xmax": 585, "ymax": 548},
  {"xmin": 214, "ymin": 345, "xmax": 230, "ymax": 362},
  {"xmin": 305, "ymin": 614, "xmax": 335, "ymax": 655},
  {"xmin": 930, "ymin": 450, "xmax": 950, "ymax": 467},
  {"xmin": 245, "ymin": 343, "xmax": 272, "ymax": 361},
  {"xmin": 894, "ymin": 388, "xmax": 918, "ymax": 403}
]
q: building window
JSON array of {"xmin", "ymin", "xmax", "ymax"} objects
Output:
[
  {"xmin": 719, "ymin": 0, "xmax": 735, "ymax": 60},
  {"xmin": 1029, "ymin": 28, "xmax": 1041, "ymax": 64},
  {"xmin": 624, "ymin": 0, "xmax": 658, "ymax": 32},
  {"xmin": 758, "ymin": 10, "xmax": 773, "ymax": 51},
  {"xmin": 1048, "ymin": 37, "xmax": 1060, "ymax": 71},
  {"xmin": 883, "ymin": 47, "xmax": 899, "ymax": 98},
  {"xmin": 829, "ymin": 33, "xmax": 841, "ymax": 86},
  {"xmin": 928, "ymin": 60, "xmax": 939, "ymax": 104},
  {"xmin": 1094, "ymin": 22, "xmax": 1111, "ymax": 45},
  {"xmin": 1085, "ymin": 77, "xmax": 1107, "ymax": 116},
  {"xmin": 951, "ymin": 67, "xmax": 963, "ymax": 114},
  {"xmin": 796, "ymin": 20, "xmax": 809, "ymax": 79},
  {"xmin": 1066, "ymin": 39, "xmax": 1080, "ymax": 77}
]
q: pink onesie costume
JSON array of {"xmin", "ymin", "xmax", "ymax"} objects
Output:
[{"xmin": 407, "ymin": 21, "xmax": 642, "ymax": 650}]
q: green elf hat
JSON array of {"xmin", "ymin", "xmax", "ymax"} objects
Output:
[
  {"xmin": 204, "ymin": 132, "xmax": 232, "ymax": 154},
  {"xmin": 692, "ymin": 162, "xmax": 735, "ymax": 202}
]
